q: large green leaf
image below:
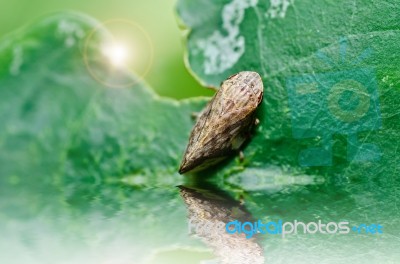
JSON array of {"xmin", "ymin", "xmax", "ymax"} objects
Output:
[
  {"xmin": 0, "ymin": 12, "xmax": 211, "ymax": 263},
  {"xmin": 176, "ymin": 0, "xmax": 400, "ymax": 261}
]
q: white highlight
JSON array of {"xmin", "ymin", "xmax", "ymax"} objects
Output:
[
  {"xmin": 266, "ymin": 0, "xmax": 295, "ymax": 18},
  {"xmin": 57, "ymin": 20, "xmax": 84, "ymax": 47},
  {"xmin": 10, "ymin": 46, "xmax": 23, "ymax": 76},
  {"xmin": 196, "ymin": 0, "xmax": 258, "ymax": 75},
  {"xmin": 226, "ymin": 166, "xmax": 324, "ymax": 192},
  {"xmin": 102, "ymin": 43, "xmax": 129, "ymax": 67}
]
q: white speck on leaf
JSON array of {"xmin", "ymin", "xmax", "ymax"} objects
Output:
[
  {"xmin": 195, "ymin": 0, "xmax": 258, "ymax": 75},
  {"xmin": 266, "ymin": 0, "xmax": 294, "ymax": 19},
  {"xmin": 10, "ymin": 46, "xmax": 23, "ymax": 76},
  {"xmin": 226, "ymin": 166, "xmax": 324, "ymax": 192},
  {"xmin": 57, "ymin": 20, "xmax": 85, "ymax": 47}
]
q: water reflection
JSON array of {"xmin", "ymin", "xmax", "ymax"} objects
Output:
[
  {"xmin": 178, "ymin": 185, "xmax": 265, "ymax": 264},
  {"xmin": 225, "ymin": 165, "xmax": 324, "ymax": 193}
]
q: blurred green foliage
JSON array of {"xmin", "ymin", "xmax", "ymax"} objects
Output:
[
  {"xmin": 0, "ymin": 12, "xmax": 210, "ymax": 263},
  {"xmin": 0, "ymin": 0, "xmax": 213, "ymax": 99}
]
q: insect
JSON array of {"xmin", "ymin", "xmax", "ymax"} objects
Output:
[{"xmin": 179, "ymin": 71, "xmax": 264, "ymax": 174}]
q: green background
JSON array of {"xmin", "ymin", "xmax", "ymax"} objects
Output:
[
  {"xmin": 1, "ymin": 0, "xmax": 399, "ymax": 263},
  {"xmin": 0, "ymin": 0, "xmax": 213, "ymax": 99}
]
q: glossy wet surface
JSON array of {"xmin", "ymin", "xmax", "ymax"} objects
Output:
[{"xmin": 1, "ymin": 166, "xmax": 400, "ymax": 264}]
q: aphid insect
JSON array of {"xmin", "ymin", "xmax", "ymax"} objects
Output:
[{"xmin": 179, "ymin": 71, "xmax": 264, "ymax": 174}]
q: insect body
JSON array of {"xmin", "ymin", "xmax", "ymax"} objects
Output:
[{"xmin": 179, "ymin": 71, "xmax": 264, "ymax": 174}]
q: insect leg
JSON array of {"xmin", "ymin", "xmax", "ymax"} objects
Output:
[
  {"xmin": 239, "ymin": 151, "xmax": 245, "ymax": 162},
  {"xmin": 191, "ymin": 112, "xmax": 200, "ymax": 120}
]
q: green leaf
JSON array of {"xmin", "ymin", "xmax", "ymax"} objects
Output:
[
  {"xmin": 177, "ymin": 0, "xmax": 400, "ymax": 260},
  {"xmin": 0, "ymin": 12, "xmax": 209, "ymax": 262}
]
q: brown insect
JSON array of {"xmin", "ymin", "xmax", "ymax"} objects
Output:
[{"xmin": 179, "ymin": 71, "xmax": 264, "ymax": 174}]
